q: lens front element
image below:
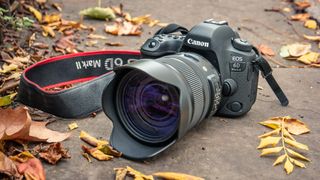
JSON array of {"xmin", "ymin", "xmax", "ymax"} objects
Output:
[{"xmin": 117, "ymin": 70, "xmax": 180, "ymax": 144}]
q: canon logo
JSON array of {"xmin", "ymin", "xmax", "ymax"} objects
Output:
[{"xmin": 187, "ymin": 38, "xmax": 209, "ymax": 48}]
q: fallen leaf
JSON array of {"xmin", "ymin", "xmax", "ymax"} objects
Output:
[
  {"xmin": 297, "ymin": 52, "xmax": 319, "ymax": 65},
  {"xmin": 0, "ymin": 63, "xmax": 18, "ymax": 74},
  {"xmin": 0, "ymin": 151, "xmax": 21, "ymax": 178},
  {"xmin": 105, "ymin": 42, "xmax": 124, "ymax": 46},
  {"xmin": 32, "ymin": 42, "xmax": 49, "ymax": 49},
  {"xmin": 282, "ymin": 7, "xmax": 291, "ymax": 12},
  {"xmin": 114, "ymin": 168, "xmax": 127, "ymax": 180},
  {"xmin": 304, "ymin": 20, "xmax": 317, "ymax": 29},
  {"xmin": 291, "ymin": 13, "xmax": 310, "ymax": 21},
  {"xmin": 98, "ymin": 144, "xmax": 122, "ymax": 157},
  {"xmin": 0, "ymin": 106, "xmax": 70, "ymax": 142},
  {"xmin": 80, "ymin": 7, "xmax": 115, "ymax": 20},
  {"xmin": 42, "ymin": 25, "xmax": 56, "ymax": 37},
  {"xmin": 257, "ymin": 44, "xmax": 275, "ymax": 56},
  {"xmin": 87, "ymin": 34, "xmax": 108, "ymax": 39},
  {"xmin": 284, "ymin": 138, "xmax": 309, "ymax": 150},
  {"xmin": 68, "ymin": 122, "xmax": 78, "ymax": 130},
  {"xmin": 52, "ymin": 3, "xmax": 62, "ymax": 12},
  {"xmin": 284, "ymin": 158, "xmax": 294, "ymax": 174},
  {"xmin": 9, "ymin": 151, "xmax": 34, "ymax": 163},
  {"xmin": 287, "ymin": 43, "xmax": 311, "ymax": 57},
  {"xmin": 0, "ymin": 93, "xmax": 16, "ymax": 107},
  {"xmin": 39, "ymin": 143, "xmax": 70, "ymax": 164},
  {"xmin": 85, "ymin": 40, "xmax": 98, "ymax": 47},
  {"xmin": 81, "ymin": 145, "xmax": 113, "ymax": 161},
  {"xmin": 273, "ymin": 154, "xmax": 286, "ymax": 166},
  {"xmin": 294, "ymin": 1, "xmax": 311, "ymax": 10},
  {"xmin": 26, "ymin": 5, "xmax": 42, "ymax": 22},
  {"xmin": 126, "ymin": 166, "xmax": 154, "ymax": 180},
  {"xmin": 79, "ymin": 131, "xmax": 108, "ymax": 147},
  {"xmin": 303, "ymin": 34, "xmax": 320, "ymax": 41},
  {"xmin": 42, "ymin": 13, "xmax": 61, "ymax": 24},
  {"xmin": 29, "ymin": 33, "xmax": 36, "ymax": 47},
  {"xmin": 105, "ymin": 20, "xmax": 142, "ymax": 36},
  {"xmin": 286, "ymin": 148, "xmax": 310, "ymax": 161},
  {"xmin": 54, "ymin": 35, "xmax": 77, "ymax": 54},
  {"xmin": 257, "ymin": 136, "xmax": 281, "ymax": 149},
  {"xmin": 14, "ymin": 155, "xmax": 46, "ymax": 180},
  {"xmin": 291, "ymin": 158, "xmax": 306, "ymax": 168},
  {"xmin": 82, "ymin": 153, "xmax": 92, "ymax": 163},
  {"xmin": 259, "ymin": 116, "xmax": 310, "ymax": 135},
  {"xmin": 153, "ymin": 172, "xmax": 204, "ymax": 180}
]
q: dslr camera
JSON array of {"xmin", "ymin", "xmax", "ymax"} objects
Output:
[{"xmin": 102, "ymin": 19, "xmax": 288, "ymax": 160}]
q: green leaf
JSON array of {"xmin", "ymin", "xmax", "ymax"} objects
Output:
[{"xmin": 79, "ymin": 7, "xmax": 115, "ymax": 20}]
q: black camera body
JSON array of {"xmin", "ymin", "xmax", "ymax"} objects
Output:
[
  {"xmin": 102, "ymin": 20, "xmax": 288, "ymax": 160},
  {"xmin": 141, "ymin": 20, "xmax": 259, "ymax": 117}
]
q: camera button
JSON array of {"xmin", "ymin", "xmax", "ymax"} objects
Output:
[
  {"xmin": 222, "ymin": 79, "xmax": 237, "ymax": 96},
  {"xmin": 232, "ymin": 38, "xmax": 252, "ymax": 52},
  {"xmin": 148, "ymin": 40, "xmax": 158, "ymax": 48},
  {"xmin": 229, "ymin": 102, "xmax": 242, "ymax": 112}
]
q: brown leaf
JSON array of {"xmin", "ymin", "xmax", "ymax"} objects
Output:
[
  {"xmin": 105, "ymin": 42, "xmax": 124, "ymax": 46},
  {"xmin": 98, "ymin": 144, "xmax": 122, "ymax": 157},
  {"xmin": 87, "ymin": 34, "xmax": 108, "ymax": 40},
  {"xmin": 81, "ymin": 145, "xmax": 113, "ymax": 161},
  {"xmin": 54, "ymin": 35, "xmax": 77, "ymax": 54},
  {"xmin": 16, "ymin": 157, "xmax": 46, "ymax": 180},
  {"xmin": 294, "ymin": 1, "xmax": 311, "ymax": 10},
  {"xmin": 126, "ymin": 166, "xmax": 154, "ymax": 180},
  {"xmin": 0, "ymin": 106, "xmax": 70, "ymax": 142},
  {"xmin": 105, "ymin": 20, "xmax": 142, "ymax": 36},
  {"xmin": 32, "ymin": 42, "xmax": 49, "ymax": 49},
  {"xmin": 259, "ymin": 116, "xmax": 310, "ymax": 135},
  {"xmin": 291, "ymin": 13, "xmax": 310, "ymax": 21},
  {"xmin": 114, "ymin": 168, "xmax": 127, "ymax": 180},
  {"xmin": 52, "ymin": 3, "xmax": 62, "ymax": 12},
  {"xmin": 303, "ymin": 34, "xmax": 320, "ymax": 41},
  {"xmin": 42, "ymin": 25, "xmax": 55, "ymax": 37},
  {"xmin": 257, "ymin": 44, "xmax": 275, "ymax": 56},
  {"xmin": 0, "ymin": 151, "xmax": 21, "ymax": 178},
  {"xmin": 39, "ymin": 143, "xmax": 70, "ymax": 165}
]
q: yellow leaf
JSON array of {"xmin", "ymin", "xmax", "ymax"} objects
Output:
[
  {"xmin": 257, "ymin": 136, "xmax": 281, "ymax": 149},
  {"xmin": 26, "ymin": 5, "xmax": 42, "ymax": 22},
  {"xmin": 114, "ymin": 168, "xmax": 128, "ymax": 180},
  {"xmin": 42, "ymin": 25, "xmax": 55, "ymax": 37},
  {"xmin": 273, "ymin": 154, "xmax": 286, "ymax": 166},
  {"xmin": 68, "ymin": 122, "xmax": 78, "ymax": 130},
  {"xmin": 259, "ymin": 116, "xmax": 310, "ymax": 135},
  {"xmin": 283, "ymin": 128, "xmax": 295, "ymax": 141},
  {"xmin": 81, "ymin": 145, "xmax": 113, "ymax": 161},
  {"xmin": 0, "ymin": 95, "xmax": 12, "ymax": 107},
  {"xmin": 284, "ymin": 158, "xmax": 294, "ymax": 174},
  {"xmin": 79, "ymin": 131, "xmax": 108, "ymax": 147},
  {"xmin": 304, "ymin": 20, "xmax": 317, "ymax": 29},
  {"xmin": 288, "ymin": 43, "xmax": 311, "ymax": 57},
  {"xmin": 126, "ymin": 166, "xmax": 154, "ymax": 180},
  {"xmin": 260, "ymin": 147, "xmax": 283, "ymax": 156},
  {"xmin": 291, "ymin": 158, "xmax": 306, "ymax": 168},
  {"xmin": 9, "ymin": 151, "xmax": 34, "ymax": 163},
  {"xmin": 303, "ymin": 34, "xmax": 320, "ymax": 41},
  {"xmin": 98, "ymin": 144, "xmax": 122, "ymax": 157},
  {"xmin": 153, "ymin": 172, "xmax": 204, "ymax": 180},
  {"xmin": 42, "ymin": 13, "xmax": 61, "ymax": 24},
  {"xmin": 297, "ymin": 52, "xmax": 319, "ymax": 65},
  {"xmin": 286, "ymin": 148, "xmax": 310, "ymax": 161},
  {"xmin": 0, "ymin": 64, "xmax": 18, "ymax": 74},
  {"xmin": 284, "ymin": 138, "xmax": 309, "ymax": 150},
  {"xmin": 258, "ymin": 128, "xmax": 280, "ymax": 138},
  {"xmin": 82, "ymin": 153, "xmax": 92, "ymax": 163}
]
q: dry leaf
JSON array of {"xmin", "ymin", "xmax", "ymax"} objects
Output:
[
  {"xmin": 259, "ymin": 116, "xmax": 310, "ymax": 135},
  {"xmin": 257, "ymin": 44, "xmax": 275, "ymax": 56},
  {"xmin": 0, "ymin": 106, "xmax": 70, "ymax": 142},
  {"xmin": 126, "ymin": 166, "xmax": 154, "ymax": 180},
  {"xmin": 42, "ymin": 25, "xmax": 55, "ymax": 37},
  {"xmin": 282, "ymin": 7, "xmax": 291, "ymax": 12},
  {"xmin": 54, "ymin": 35, "xmax": 77, "ymax": 54},
  {"xmin": 105, "ymin": 20, "xmax": 142, "ymax": 36},
  {"xmin": 287, "ymin": 43, "xmax": 311, "ymax": 57},
  {"xmin": 82, "ymin": 153, "xmax": 92, "ymax": 163},
  {"xmin": 87, "ymin": 34, "xmax": 108, "ymax": 39},
  {"xmin": 304, "ymin": 20, "xmax": 317, "ymax": 29},
  {"xmin": 52, "ymin": 3, "xmax": 62, "ymax": 12},
  {"xmin": 105, "ymin": 42, "xmax": 124, "ymax": 46},
  {"xmin": 0, "ymin": 63, "xmax": 18, "ymax": 74},
  {"xmin": 16, "ymin": 157, "xmax": 45, "ymax": 180},
  {"xmin": 80, "ymin": 7, "xmax": 115, "ymax": 20},
  {"xmin": 0, "ymin": 93, "xmax": 16, "ymax": 107},
  {"xmin": 294, "ymin": 1, "xmax": 311, "ymax": 10},
  {"xmin": 297, "ymin": 52, "xmax": 319, "ymax": 65},
  {"xmin": 68, "ymin": 122, "xmax": 78, "ymax": 130},
  {"xmin": 98, "ymin": 144, "xmax": 122, "ymax": 157},
  {"xmin": 26, "ymin": 5, "xmax": 42, "ymax": 22},
  {"xmin": 39, "ymin": 143, "xmax": 70, "ymax": 164},
  {"xmin": 0, "ymin": 151, "xmax": 21, "ymax": 178},
  {"xmin": 284, "ymin": 158, "xmax": 294, "ymax": 174},
  {"xmin": 273, "ymin": 154, "xmax": 286, "ymax": 166},
  {"xmin": 291, "ymin": 13, "xmax": 310, "ymax": 21},
  {"xmin": 85, "ymin": 40, "xmax": 98, "ymax": 47},
  {"xmin": 303, "ymin": 34, "xmax": 320, "ymax": 41},
  {"xmin": 153, "ymin": 172, "xmax": 204, "ymax": 180},
  {"xmin": 260, "ymin": 147, "xmax": 283, "ymax": 156},
  {"xmin": 81, "ymin": 145, "xmax": 113, "ymax": 161},
  {"xmin": 286, "ymin": 148, "xmax": 310, "ymax": 161},
  {"xmin": 114, "ymin": 168, "xmax": 127, "ymax": 180},
  {"xmin": 79, "ymin": 131, "xmax": 108, "ymax": 147},
  {"xmin": 257, "ymin": 136, "xmax": 281, "ymax": 149},
  {"xmin": 42, "ymin": 13, "xmax": 61, "ymax": 24},
  {"xmin": 284, "ymin": 138, "xmax": 309, "ymax": 150},
  {"xmin": 32, "ymin": 42, "xmax": 49, "ymax": 49}
]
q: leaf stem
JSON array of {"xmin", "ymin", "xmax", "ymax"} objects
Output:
[{"xmin": 281, "ymin": 117, "xmax": 290, "ymax": 161}]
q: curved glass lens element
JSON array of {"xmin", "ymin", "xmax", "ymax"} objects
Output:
[{"xmin": 116, "ymin": 70, "xmax": 180, "ymax": 144}]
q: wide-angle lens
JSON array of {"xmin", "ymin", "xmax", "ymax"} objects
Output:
[{"xmin": 116, "ymin": 70, "xmax": 180, "ymax": 144}]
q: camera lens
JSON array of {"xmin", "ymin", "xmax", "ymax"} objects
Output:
[{"xmin": 116, "ymin": 70, "xmax": 180, "ymax": 144}]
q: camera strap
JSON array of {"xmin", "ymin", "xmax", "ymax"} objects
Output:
[
  {"xmin": 252, "ymin": 48, "xmax": 289, "ymax": 106},
  {"xmin": 17, "ymin": 50, "xmax": 141, "ymax": 118}
]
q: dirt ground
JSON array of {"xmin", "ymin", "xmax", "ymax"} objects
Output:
[{"xmin": 38, "ymin": 0, "xmax": 320, "ymax": 179}]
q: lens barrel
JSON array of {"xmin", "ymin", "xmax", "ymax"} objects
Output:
[{"xmin": 102, "ymin": 52, "xmax": 221, "ymax": 159}]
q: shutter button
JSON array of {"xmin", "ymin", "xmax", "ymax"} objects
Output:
[
  {"xmin": 232, "ymin": 38, "xmax": 252, "ymax": 52},
  {"xmin": 148, "ymin": 41, "xmax": 158, "ymax": 48}
]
